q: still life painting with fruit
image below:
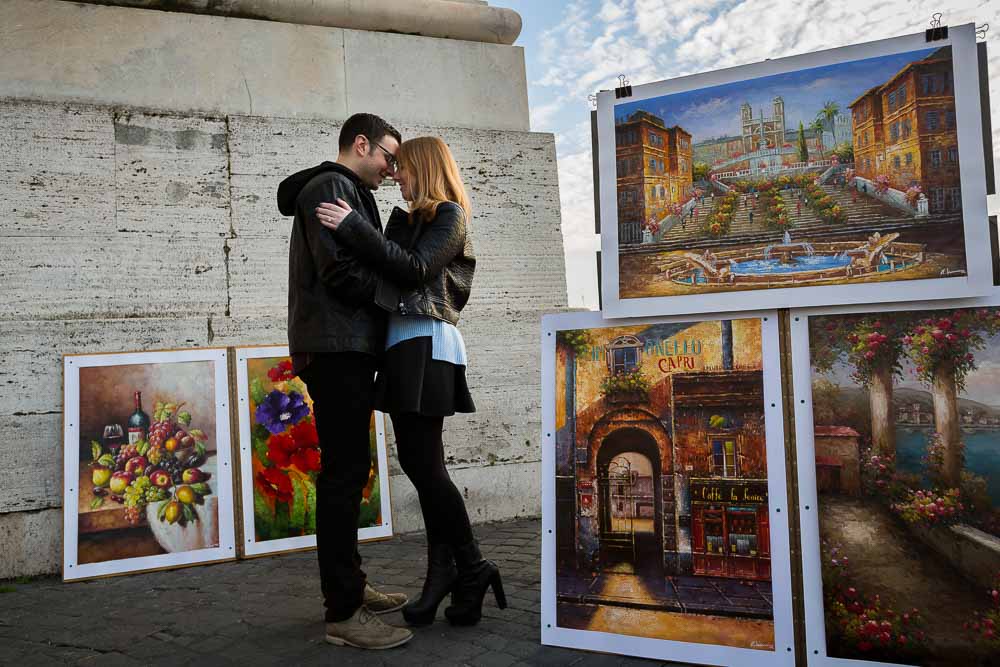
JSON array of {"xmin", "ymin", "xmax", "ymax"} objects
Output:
[
  {"xmin": 64, "ymin": 350, "xmax": 236, "ymax": 580},
  {"xmin": 239, "ymin": 351, "xmax": 390, "ymax": 555}
]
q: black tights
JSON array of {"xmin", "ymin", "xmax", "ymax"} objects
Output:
[{"xmin": 391, "ymin": 412, "xmax": 474, "ymax": 547}]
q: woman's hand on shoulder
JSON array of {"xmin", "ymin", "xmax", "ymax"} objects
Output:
[{"xmin": 315, "ymin": 199, "xmax": 353, "ymax": 231}]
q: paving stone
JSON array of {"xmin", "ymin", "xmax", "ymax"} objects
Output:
[
  {"xmin": 0, "ymin": 518, "xmax": 715, "ymax": 666},
  {"xmin": 474, "ymin": 651, "xmax": 520, "ymax": 667}
]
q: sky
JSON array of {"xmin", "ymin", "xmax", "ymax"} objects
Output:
[{"xmin": 490, "ymin": 0, "xmax": 1000, "ymax": 309}]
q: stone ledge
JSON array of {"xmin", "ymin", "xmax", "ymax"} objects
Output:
[
  {"xmin": 907, "ymin": 520, "xmax": 1000, "ymax": 589},
  {"xmin": 72, "ymin": 0, "xmax": 522, "ymax": 44}
]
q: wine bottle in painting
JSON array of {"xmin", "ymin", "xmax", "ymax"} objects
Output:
[{"xmin": 127, "ymin": 390, "xmax": 150, "ymax": 444}]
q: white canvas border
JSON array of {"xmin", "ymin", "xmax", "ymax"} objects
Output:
[
  {"xmin": 234, "ymin": 345, "xmax": 393, "ymax": 558},
  {"xmin": 540, "ymin": 310, "xmax": 795, "ymax": 666},
  {"xmin": 62, "ymin": 348, "xmax": 237, "ymax": 582},
  {"xmin": 598, "ymin": 24, "xmax": 991, "ymax": 319},
  {"xmin": 790, "ymin": 291, "xmax": 1000, "ymax": 666}
]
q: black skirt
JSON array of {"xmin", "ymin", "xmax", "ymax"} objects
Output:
[{"xmin": 374, "ymin": 336, "xmax": 476, "ymax": 417}]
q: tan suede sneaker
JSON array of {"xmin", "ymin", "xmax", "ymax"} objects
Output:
[
  {"xmin": 363, "ymin": 583, "xmax": 408, "ymax": 615},
  {"xmin": 324, "ymin": 606, "xmax": 413, "ymax": 649}
]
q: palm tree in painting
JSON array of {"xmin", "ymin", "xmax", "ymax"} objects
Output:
[
  {"xmin": 809, "ymin": 118, "xmax": 827, "ymax": 158},
  {"xmin": 816, "ymin": 101, "xmax": 840, "ymax": 157}
]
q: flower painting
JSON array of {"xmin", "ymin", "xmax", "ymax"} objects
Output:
[{"xmin": 235, "ymin": 346, "xmax": 392, "ymax": 557}]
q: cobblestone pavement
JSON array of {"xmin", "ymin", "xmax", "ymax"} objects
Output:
[{"xmin": 0, "ymin": 518, "xmax": 698, "ymax": 666}]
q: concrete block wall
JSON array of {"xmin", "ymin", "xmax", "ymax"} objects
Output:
[{"xmin": 0, "ymin": 0, "xmax": 565, "ymax": 578}]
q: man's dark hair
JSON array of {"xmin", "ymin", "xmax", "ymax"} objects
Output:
[{"xmin": 338, "ymin": 113, "xmax": 401, "ymax": 152}]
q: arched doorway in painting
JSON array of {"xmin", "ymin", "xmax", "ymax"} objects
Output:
[{"xmin": 596, "ymin": 428, "xmax": 662, "ymax": 574}]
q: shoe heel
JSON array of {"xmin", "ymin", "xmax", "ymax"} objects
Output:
[{"xmin": 490, "ymin": 571, "xmax": 507, "ymax": 609}]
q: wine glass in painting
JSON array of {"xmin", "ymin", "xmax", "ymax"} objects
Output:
[{"xmin": 102, "ymin": 423, "xmax": 125, "ymax": 454}]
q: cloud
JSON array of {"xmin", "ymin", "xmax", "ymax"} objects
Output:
[
  {"xmin": 555, "ymin": 147, "xmax": 601, "ymax": 308},
  {"xmin": 530, "ymin": 100, "xmax": 563, "ymax": 130},
  {"xmin": 677, "ymin": 96, "xmax": 731, "ymax": 119},
  {"xmin": 598, "ymin": 0, "xmax": 628, "ymax": 23},
  {"xmin": 633, "ymin": 0, "xmax": 726, "ymax": 44},
  {"xmin": 803, "ymin": 76, "xmax": 842, "ymax": 91},
  {"xmin": 962, "ymin": 358, "xmax": 1000, "ymax": 405}
]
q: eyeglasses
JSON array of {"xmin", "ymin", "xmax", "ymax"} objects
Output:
[{"xmin": 369, "ymin": 139, "xmax": 398, "ymax": 171}]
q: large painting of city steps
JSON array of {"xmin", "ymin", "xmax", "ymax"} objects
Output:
[{"xmin": 614, "ymin": 46, "xmax": 966, "ymax": 299}]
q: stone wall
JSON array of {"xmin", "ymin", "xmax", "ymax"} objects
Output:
[{"xmin": 0, "ymin": 0, "xmax": 565, "ymax": 578}]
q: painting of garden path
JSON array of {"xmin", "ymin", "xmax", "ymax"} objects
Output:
[
  {"xmin": 615, "ymin": 45, "xmax": 966, "ymax": 299},
  {"xmin": 809, "ymin": 307, "xmax": 1000, "ymax": 666}
]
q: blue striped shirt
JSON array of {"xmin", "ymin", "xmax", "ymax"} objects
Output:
[{"xmin": 385, "ymin": 313, "xmax": 468, "ymax": 366}]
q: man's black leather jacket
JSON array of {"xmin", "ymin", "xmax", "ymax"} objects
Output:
[
  {"xmin": 333, "ymin": 202, "xmax": 475, "ymax": 325},
  {"xmin": 278, "ymin": 161, "xmax": 387, "ymax": 361}
]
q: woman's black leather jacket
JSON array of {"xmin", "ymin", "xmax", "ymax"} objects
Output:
[{"xmin": 333, "ymin": 201, "xmax": 475, "ymax": 325}]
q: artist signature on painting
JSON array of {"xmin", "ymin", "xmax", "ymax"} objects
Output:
[{"xmin": 750, "ymin": 641, "xmax": 775, "ymax": 650}]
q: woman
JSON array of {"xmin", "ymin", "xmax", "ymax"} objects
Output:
[{"xmin": 314, "ymin": 136, "xmax": 505, "ymax": 627}]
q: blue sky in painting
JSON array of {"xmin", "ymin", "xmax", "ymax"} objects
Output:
[{"xmin": 615, "ymin": 47, "xmax": 941, "ymax": 143}]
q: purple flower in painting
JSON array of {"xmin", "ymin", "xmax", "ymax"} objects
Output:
[{"xmin": 255, "ymin": 390, "xmax": 309, "ymax": 434}]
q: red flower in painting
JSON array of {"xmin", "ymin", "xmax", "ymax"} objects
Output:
[
  {"xmin": 266, "ymin": 420, "xmax": 321, "ymax": 472},
  {"xmin": 256, "ymin": 467, "xmax": 293, "ymax": 502},
  {"xmin": 267, "ymin": 360, "xmax": 295, "ymax": 382}
]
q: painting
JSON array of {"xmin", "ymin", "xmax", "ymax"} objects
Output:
[
  {"xmin": 62, "ymin": 349, "xmax": 236, "ymax": 581},
  {"xmin": 597, "ymin": 24, "xmax": 990, "ymax": 318},
  {"xmin": 541, "ymin": 310, "xmax": 794, "ymax": 665},
  {"xmin": 793, "ymin": 297, "xmax": 1000, "ymax": 666},
  {"xmin": 234, "ymin": 346, "xmax": 392, "ymax": 557}
]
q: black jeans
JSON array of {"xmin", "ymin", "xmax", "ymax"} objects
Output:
[
  {"xmin": 299, "ymin": 353, "xmax": 377, "ymax": 622},
  {"xmin": 391, "ymin": 412, "xmax": 474, "ymax": 547}
]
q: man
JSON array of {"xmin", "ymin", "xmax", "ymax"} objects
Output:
[{"xmin": 277, "ymin": 113, "xmax": 412, "ymax": 650}]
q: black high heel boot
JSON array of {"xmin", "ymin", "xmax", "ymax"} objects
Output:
[
  {"xmin": 444, "ymin": 540, "xmax": 507, "ymax": 626},
  {"xmin": 402, "ymin": 543, "xmax": 457, "ymax": 626}
]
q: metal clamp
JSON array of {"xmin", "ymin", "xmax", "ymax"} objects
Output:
[
  {"xmin": 588, "ymin": 94, "xmax": 597, "ymax": 110},
  {"xmin": 926, "ymin": 13, "xmax": 948, "ymax": 41},
  {"xmin": 614, "ymin": 74, "xmax": 633, "ymax": 100},
  {"xmin": 977, "ymin": 23, "xmax": 989, "ymax": 40}
]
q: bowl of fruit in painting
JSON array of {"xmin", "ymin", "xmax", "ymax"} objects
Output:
[
  {"xmin": 144, "ymin": 406, "xmax": 220, "ymax": 553},
  {"xmin": 88, "ymin": 399, "xmax": 220, "ymax": 553},
  {"xmin": 146, "ymin": 474, "xmax": 220, "ymax": 553}
]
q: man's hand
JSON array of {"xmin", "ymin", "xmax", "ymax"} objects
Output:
[{"xmin": 315, "ymin": 199, "xmax": 353, "ymax": 231}]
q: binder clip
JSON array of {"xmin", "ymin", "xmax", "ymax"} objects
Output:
[
  {"xmin": 588, "ymin": 94, "xmax": 597, "ymax": 110},
  {"xmin": 926, "ymin": 13, "xmax": 948, "ymax": 42},
  {"xmin": 977, "ymin": 23, "xmax": 989, "ymax": 41},
  {"xmin": 615, "ymin": 75, "xmax": 633, "ymax": 100}
]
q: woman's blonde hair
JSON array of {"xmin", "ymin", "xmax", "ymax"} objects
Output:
[{"xmin": 397, "ymin": 136, "xmax": 471, "ymax": 223}]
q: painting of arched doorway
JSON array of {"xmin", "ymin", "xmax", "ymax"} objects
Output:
[{"xmin": 596, "ymin": 428, "xmax": 663, "ymax": 574}]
